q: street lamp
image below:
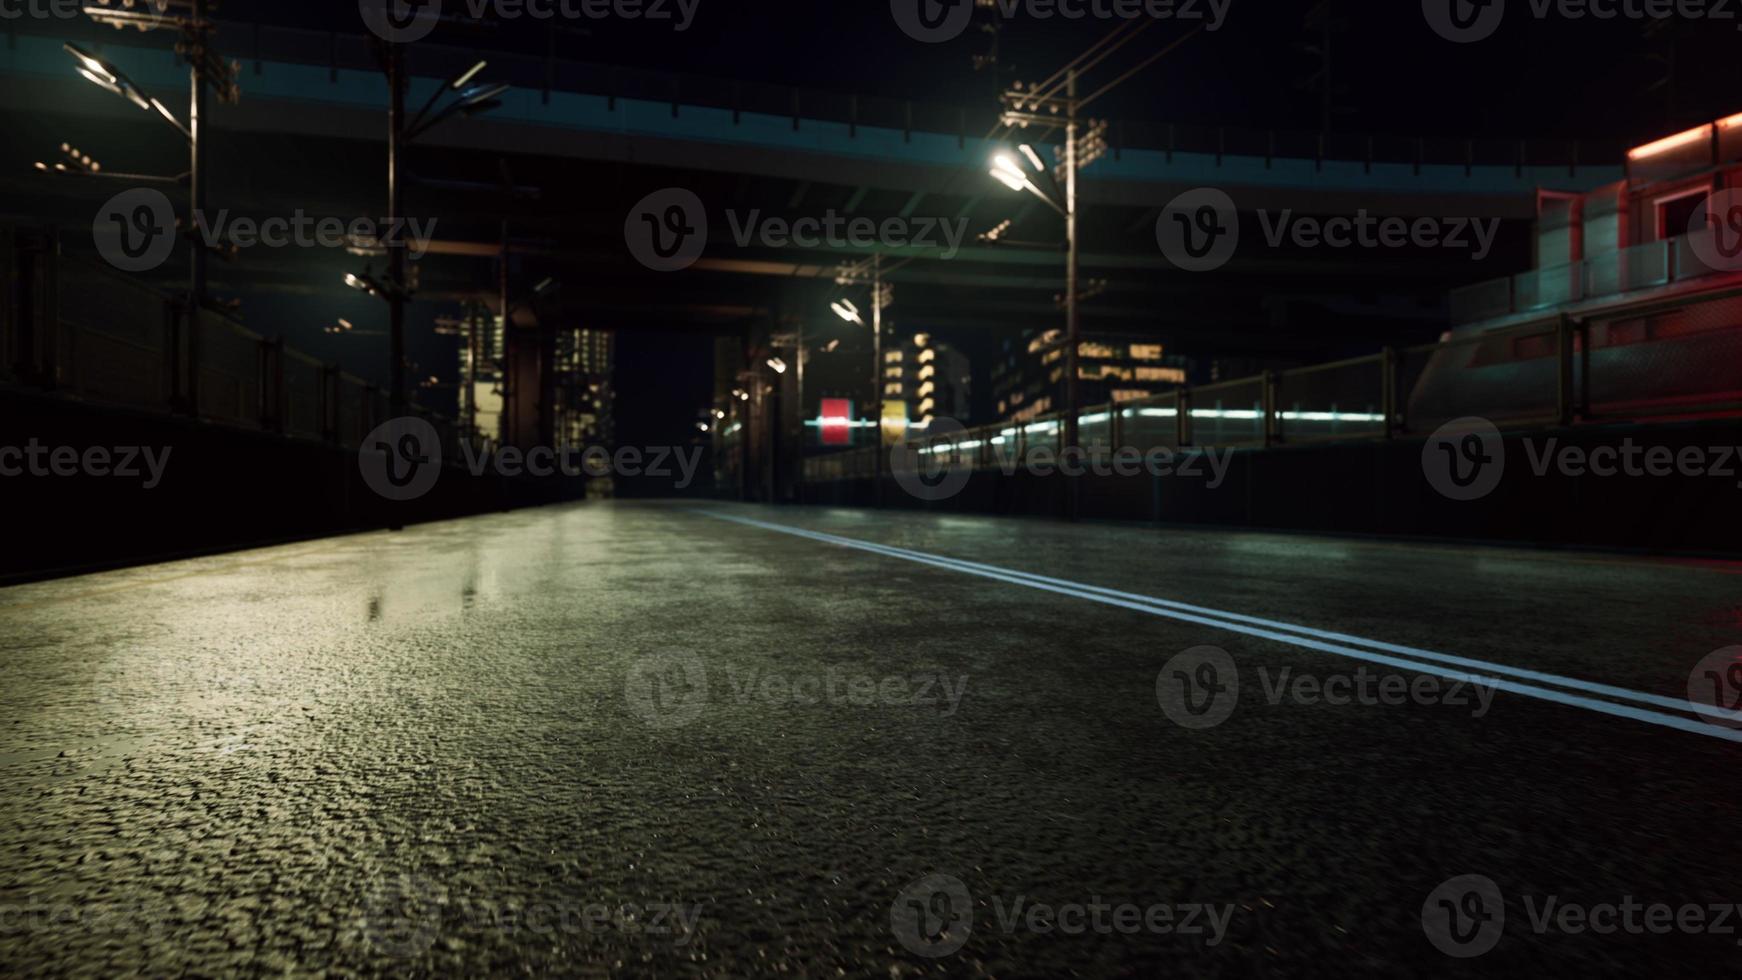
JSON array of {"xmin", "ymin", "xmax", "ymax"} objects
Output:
[
  {"xmin": 830, "ymin": 298, "xmax": 864, "ymax": 326},
  {"xmin": 63, "ymin": 42, "xmax": 192, "ymax": 138},
  {"xmin": 989, "ymin": 144, "xmax": 1066, "ymax": 217},
  {"xmin": 403, "ymin": 60, "xmax": 509, "ymax": 142},
  {"xmin": 343, "ymin": 270, "xmax": 394, "ymax": 300},
  {"xmin": 48, "ymin": 2, "xmax": 242, "ymax": 316}
]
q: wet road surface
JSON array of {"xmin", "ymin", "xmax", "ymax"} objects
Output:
[{"xmin": 1, "ymin": 501, "xmax": 1738, "ymax": 975}]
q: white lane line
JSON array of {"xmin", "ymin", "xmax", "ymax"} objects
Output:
[
  {"xmin": 739, "ymin": 521, "xmax": 1722, "ymax": 719},
  {"xmin": 702, "ymin": 512, "xmax": 1742, "ymax": 744}
]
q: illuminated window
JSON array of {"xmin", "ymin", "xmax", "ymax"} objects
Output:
[
  {"xmin": 1136, "ymin": 366, "xmax": 1187, "ymax": 383},
  {"xmin": 1130, "ymin": 344, "xmax": 1164, "ymax": 361},
  {"xmin": 1078, "ymin": 365, "xmax": 1132, "ymax": 381},
  {"xmin": 885, "ymin": 367, "xmax": 903, "ymax": 379},
  {"xmin": 918, "ymin": 349, "xmax": 936, "ymax": 364},
  {"xmin": 918, "ymin": 381, "xmax": 935, "ymax": 397},
  {"xmin": 1079, "ymin": 342, "xmax": 1117, "ymax": 359},
  {"xmin": 914, "ymin": 333, "xmax": 931, "ymax": 348},
  {"xmin": 1111, "ymin": 389, "xmax": 1151, "ymax": 403},
  {"xmin": 919, "ymin": 365, "xmax": 935, "ymax": 380},
  {"xmin": 884, "ymin": 383, "xmax": 904, "ymax": 396},
  {"xmin": 1027, "ymin": 330, "xmax": 1062, "ymax": 354},
  {"xmin": 885, "ymin": 351, "xmax": 905, "ymax": 364}
]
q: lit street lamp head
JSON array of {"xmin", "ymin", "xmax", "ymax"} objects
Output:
[
  {"xmin": 831, "ymin": 299, "xmax": 864, "ymax": 326},
  {"xmin": 63, "ymin": 42, "xmax": 191, "ymax": 140},
  {"xmin": 403, "ymin": 65, "xmax": 510, "ymax": 143}
]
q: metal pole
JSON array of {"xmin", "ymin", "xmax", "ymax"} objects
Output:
[
  {"xmin": 388, "ymin": 45, "xmax": 407, "ymax": 414},
  {"xmin": 189, "ymin": 0, "xmax": 208, "ymax": 310},
  {"xmin": 465, "ymin": 303, "xmax": 480, "ymax": 439},
  {"xmin": 176, "ymin": 0, "xmax": 210, "ymax": 417},
  {"xmin": 871, "ymin": 252, "xmax": 884, "ymax": 508},
  {"xmin": 794, "ymin": 320, "xmax": 805, "ymax": 505},
  {"xmin": 1063, "ymin": 70, "xmax": 1081, "ymax": 522}
]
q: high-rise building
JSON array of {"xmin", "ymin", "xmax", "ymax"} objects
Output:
[
  {"xmin": 459, "ymin": 308, "xmax": 506, "ymax": 443},
  {"xmin": 557, "ymin": 327, "xmax": 614, "ymax": 447},
  {"xmin": 459, "ymin": 315, "xmax": 612, "ymax": 447},
  {"xmin": 991, "ymin": 329, "xmax": 1189, "ymax": 423},
  {"xmin": 881, "ymin": 331, "xmax": 972, "ymax": 431}
]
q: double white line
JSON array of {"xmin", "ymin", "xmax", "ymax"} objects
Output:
[{"xmin": 702, "ymin": 511, "xmax": 1742, "ymax": 744}]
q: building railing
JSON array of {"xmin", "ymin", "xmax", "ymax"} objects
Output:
[
  {"xmin": 1, "ymin": 227, "xmax": 467, "ymax": 454},
  {"xmin": 803, "ymin": 309, "xmax": 1742, "ymax": 483},
  {"xmin": 1449, "ymin": 234, "xmax": 1723, "ymax": 325}
]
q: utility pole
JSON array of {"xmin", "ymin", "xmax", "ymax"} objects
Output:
[
  {"xmin": 871, "ymin": 252, "xmax": 884, "ymax": 508},
  {"xmin": 70, "ymin": 0, "xmax": 240, "ymax": 409},
  {"xmin": 1063, "ymin": 69, "xmax": 1080, "ymax": 522},
  {"xmin": 465, "ymin": 302, "xmax": 481, "ymax": 439},
  {"xmin": 387, "ymin": 44, "xmax": 407, "ymax": 414},
  {"xmin": 994, "ymin": 23, "xmax": 1202, "ymax": 522},
  {"xmin": 832, "ymin": 252, "xmax": 895, "ymax": 505},
  {"xmin": 188, "ymin": 0, "xmax": 209, "ymax": 309},
  {"xmin": 498, "ymin": 219, "xmax": 511, "ymax": 446}
]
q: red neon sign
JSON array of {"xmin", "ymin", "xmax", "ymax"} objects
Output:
[{"xmin": 820, "ymin": 398, "xmax": 853, "ymax": 446}]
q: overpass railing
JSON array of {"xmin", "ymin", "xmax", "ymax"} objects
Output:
[
  {"xmin": 13, "ymin": 15, "xmax": 1625, "ymax": 173},
  {"xmin": 1, "ymin": 227, "xmax": 466, "ymax": 454}
]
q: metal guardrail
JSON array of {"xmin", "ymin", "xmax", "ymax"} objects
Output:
[
  {"xmin": 1, "ymin": 228, "xmax": 466, "ymax": 453},
  {"xmin": 803, "ymin": 310, "xmax": 1742, "ymax": 483},
  {"xmin": 1450, "ymin": 234, "xmax": 1720, "ymax": 325}
]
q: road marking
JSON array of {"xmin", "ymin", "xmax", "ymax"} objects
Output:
[{"xmin": 702, "ymin": 512, "xmax": 1742, "ymax": 744}]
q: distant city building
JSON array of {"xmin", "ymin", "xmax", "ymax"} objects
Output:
[
  {"xmin": 461, "ymin": 310, "xmax": 507, "ymax": 443},
  {"xmin": 880, "ymin": 331, "xmax": 972, "ymax": 431},
  {"xmin": 558, "ymin": 327, "xmax": 614, "ymax": 447},
  {"xmin": 461, "ymin": 315, "xmax": 613, "ymax": 446},
  {"xmin": 991, "ymin": 329, "xmax": 1188, "ymax": 423}
]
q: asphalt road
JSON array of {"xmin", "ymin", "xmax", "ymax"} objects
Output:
[{"xmin": 1, "ymin": 501, "xmax": 1738, "ymax": 976}]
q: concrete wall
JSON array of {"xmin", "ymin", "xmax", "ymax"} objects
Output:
[
  {"xmin": 0, "ymin": 389, "xmax": 585, "ymax": 583},
  {"xmin": 800, "ymin": 419, "xmax": 1742, "ymax": 556}
]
